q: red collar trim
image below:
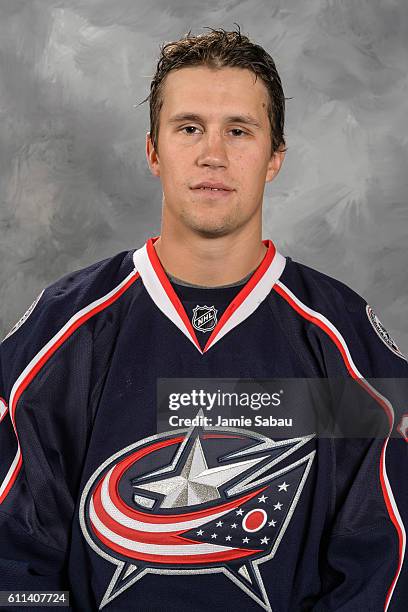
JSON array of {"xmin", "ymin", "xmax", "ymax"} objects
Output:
[
  {"xmin": 146, "ymin": 236, "xmax": 276, "ymax": 353},
  {"xmin": 146, "ymin": 237, "xmax": 201, "ymax": 351},
  {"xmin": 204, "ymin": 239, "xmax": 275, "ymax": 350}
]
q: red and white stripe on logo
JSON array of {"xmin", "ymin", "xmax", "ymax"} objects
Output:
[
  {"xmin": 89, "ymin": 442, "xmax": 263, "ymax": 564},
  {"xmin": 274, "ymin": 279, "xmax": 405, "ymax": 612},
  {"xmin": 0, "ymin": 398, "xmax": 8, "ymax": 423},
  {"xmin": 0, "ymin": 269, "xmax": 140, "ymax": 505}
]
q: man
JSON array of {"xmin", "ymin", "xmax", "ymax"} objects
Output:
[{"xmin": 0, "ymin": 27, "xmax": 407, "ymax": 611}]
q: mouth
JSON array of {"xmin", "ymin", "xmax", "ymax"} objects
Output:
[
  {"xmin": 190, "ymin": 184, "xmax": 234, "ymax": 198},
  {"xmin": 191, "ymin": 188, "xmax": 233, "ymax": 198}
]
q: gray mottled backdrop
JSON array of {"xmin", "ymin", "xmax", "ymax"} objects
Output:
[{"xmin": 1, "ymin": 0, "xmax": 407, "ymax": 353}]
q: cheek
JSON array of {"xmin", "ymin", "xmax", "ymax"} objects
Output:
[
  {"xmin": 161, "ymin": 162, "xmax": 189, "ymax": 193},
  {"xmin": 236, "ymin": 144, "xmax": 265, "ymax": 167},
  {"xmin": 235, "ymin": 153, "xmax": 267, "ymax": 186}
]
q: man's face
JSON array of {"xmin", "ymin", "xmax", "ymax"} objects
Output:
[{"xmin": 146, "ymin": 65, "xmax": 285, "ymax": 237}]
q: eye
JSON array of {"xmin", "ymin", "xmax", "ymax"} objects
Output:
[
  {"xmin": 230, "ymin": 128, "xmax": 247, "ymax": 137},
  {"xmin": 180, "ymin": 125, "xmax": 200, "ymax": 134}
]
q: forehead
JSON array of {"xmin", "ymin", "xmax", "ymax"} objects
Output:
[{"xmin": 160, "ymin": 65, "xmax": 269, "ymax": 121}]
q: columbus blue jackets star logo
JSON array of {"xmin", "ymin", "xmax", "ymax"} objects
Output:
[{"xmin": 79, "ymin": 413, "xmax": 315, "ymax": 610}]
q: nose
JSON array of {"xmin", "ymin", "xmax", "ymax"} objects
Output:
[{"xmin": 196, "ymin": 130, "xmax": 228, "ymax": 169}]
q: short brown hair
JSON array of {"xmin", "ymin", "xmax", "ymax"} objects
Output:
[{"xmin": 140, "ymin": 25, "xmax": 287, "ymax": 157}]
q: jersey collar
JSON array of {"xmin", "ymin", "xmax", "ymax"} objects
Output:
[{"xmin": 133, "ymin": 236, "xmax": 286, "ymax": 354}]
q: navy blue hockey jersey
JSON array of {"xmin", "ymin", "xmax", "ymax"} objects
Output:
[{"xmin": 0, "ymin": 236, "xmax": 407, "ymax": 611}]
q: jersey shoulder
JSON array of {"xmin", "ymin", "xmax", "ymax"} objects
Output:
[
  {"xmin": 279, "ymin": 257, "xmax": 364, "ymax": 314},
  {"xmin": 0, "ymin": 249, "xmax": 138, "ymax": 400},
  {"xmin": 278, "ymin": 257, "xmax": 408, "ymax": 374}
]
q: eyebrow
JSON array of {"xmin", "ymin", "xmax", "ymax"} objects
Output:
[{"xmin": 167, "ymin": 112, "xmax": 262, "ymax": 128}]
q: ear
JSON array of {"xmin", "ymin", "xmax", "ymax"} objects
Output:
[
  {"xmin": 146, "ymin": 132, "xmax": 160, "ymax": 177},
  {"xmin": 265, "ymin": 146, "xmax": 286, "ymax": 183}
]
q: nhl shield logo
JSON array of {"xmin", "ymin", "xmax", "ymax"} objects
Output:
[{"xmin": 192, "ymin": 305, "xmax": 218, "ymax": 333}]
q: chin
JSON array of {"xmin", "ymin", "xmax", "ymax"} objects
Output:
[
  {"xmin": 194, "ymin": 226, "xmax": 232, "ymax": 238},
  {"xmin": 183, "ymin": 211, "xmax": 238, "ymax": 236},
  {"xmin": 185, "ymin": 218, "xmax": 236, "ymax": 238}
]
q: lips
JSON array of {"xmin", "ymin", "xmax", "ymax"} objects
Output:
[{"xmin": 191, "ymin": 181, "xmax": 233, "ymax": 192}]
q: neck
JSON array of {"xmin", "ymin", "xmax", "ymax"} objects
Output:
[{"xmin": 153, "ymin": 225, "xmax": 268, "ymax": 287}]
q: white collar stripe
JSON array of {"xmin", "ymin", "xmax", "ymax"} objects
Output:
[
  {"xmin": 206, "ymin": 251, "xmax": 286, "ymax": 350},
  {"xmin": 133, "ymin": 243, "xmax": 201, "ymax": 351},
  {"xmin": 133, "ymin": 237, "xmax": 286, "ymax": 354}
]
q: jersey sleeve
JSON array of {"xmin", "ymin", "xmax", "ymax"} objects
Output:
[
  {"xmin": 0, "ymin": 282, "xmax": 96, "ymax": 596},
  {"xmin": 311, "ymin": 436, "xmax": 406, "ymax": 612},
  {"xmin": 308, "ymin": 286, "xmax": 408, "ymax": 611},
  {"xmin": 0, "ymin": 251, "xmax": 133, "ymax": 598}
]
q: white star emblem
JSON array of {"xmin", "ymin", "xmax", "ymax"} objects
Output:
[
  {"xmin": 225, "ymin": 535, "xmax": 232, "ymax": 541},
  {"xmin": 231, "ymin": 523, "xmax": 237, "ymax": 528},
  {"xmin": 211, "ymin": 533, "xmax": 217, "ymax": 539},
  {"xmin": 242, "ymin": 537, "xmax": 250, "ymax": 543},
  {"xmin": 196, "ymin": 529, "xmax": 204, "ymax": 535},
  {"xmin": 236, "ymin": 508, "xmax": 244, "ymax": 515},
  {"xmin": 278, "ymin": 482, "xmax": 289, "ymax": 492},
  {"xmin": 134, "ymin": 436, "xmax": 264, "ymax": 508},
  {"xmin": 268, "ymin": 520, "xmax": 276, "ymax": 527},
  {"xmin": 216, "ymin": 521, "xmax": 223, "ymax": 527},
  {"xmin": 273, "ymin": 502, "xmax": 283, "ymax": 511},
  {"xmin": 258, "ymin": 494, "xmax": 268, "ymax": 503},
  {"xmin": 261, "ymin": 536, "xmax": 270, "ymax": 544}
]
